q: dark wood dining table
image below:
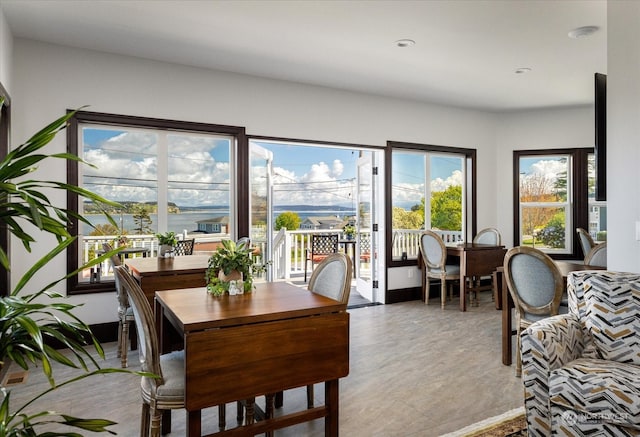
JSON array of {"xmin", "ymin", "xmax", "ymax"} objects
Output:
[
  {"xmin": 154, "ymin": 281, "xmax": 349, "ymax": 437},
  {"xmin": 500, "ymin": 261, "xmax": 606, "ymax": 366},
  {"xmin": 125, "ymin": 255, "xmax": 209, "ymax": 308},
  {"xmin": 420, "ymin": 243, "xmax": 507, "ymax": 311}
]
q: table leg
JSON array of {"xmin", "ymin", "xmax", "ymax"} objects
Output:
[
  {"xmin": 325, "ymin": 380, "xmax": 339, "ymax": 437},
  {"xmin": 459, "ymin": 272, "xmax": 467, "ymax": 312},
  {"xmin": 501, "ymin": 272, "xmax": 512, "ymax": 366},
  {"xmin": 187, "ymin": 410, "xmax": 201, "ymax": 437}
]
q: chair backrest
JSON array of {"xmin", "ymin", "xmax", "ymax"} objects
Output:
[
  {"xmin": 103, "ymin": 243, "xmax": 127, "ymax": 308},
  {"xmin": 114, "ymin": 265, "xmax": 163, "ymax": 381},
  {"xmin": 503, "ymin": 246, "xmax": 564, "ymax": 321},
  {"xmin": 473, "ymin": 227, "xmax": 501, "ymax": 245},
  {"xmin": 419, "ymin": 230, "xmax": 446, "ymax": 270},
  {"xmin": 236, "ymin": 236, "xmax": 251, "ymax": 249},
  {"xmin": 310, "ymin": 234, "xmax": 339, "ymax": 256},
  {"xmin": 308, "ymin": 253, "xmax": 352, "ymax": 305},
  {"xmin": 173, "ymin": 239, "xmax": 195, "ymax": 256},
  {"xmin": 576, "ymin": 228, "xmax": 596, "ymax": 258},
  {"xmin": 584, "ymin": 242, "xmax": 607, "ymax": 267}
]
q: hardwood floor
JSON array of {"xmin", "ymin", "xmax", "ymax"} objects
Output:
[{"xmin": 6, "ymin": 291, "xmax": 523, "ymax": 436}]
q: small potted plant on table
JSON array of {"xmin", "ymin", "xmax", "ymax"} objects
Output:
[
  {"xmin": 205, "ymin": 239, "xmax": 258, "ymax": 296},
  {"xmin": 156, "ymin": 231, "xmax": 177, "ymax": 257}
]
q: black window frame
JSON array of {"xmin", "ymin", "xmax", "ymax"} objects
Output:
[
  {"xmin": 513, "ymin": 148, "xmax": 593, "ymax": 260},
  {"xmin": 66, "ymin": 111, "xmax": 247, "ymax": 295}
]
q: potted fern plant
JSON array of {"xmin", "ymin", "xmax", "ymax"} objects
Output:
[
  {"xmin": 205, "ymin": 239, "xmax": 258, "ymax": 296},
  {"xmin": 156, "ymin": 231, "xmax": 177, "ymax": 257},
  {"xmin": 0, "ymin": 99, "xmax": 144, "ymax": 434}
]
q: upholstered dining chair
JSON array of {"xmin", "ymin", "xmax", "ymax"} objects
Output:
[
  {"xmin": 469, "ymin": 228, "xmax": 502, "ymax": 305},
  {"xmin": 419, "ymin": 230, "xmax": 460, "ymax": 309},
  {"xmin": 585, "ymin": 241, "xmax": 607, "ymax": 267},
  {"xmin": 304, "ymin": 233, "xmax": 339, "ymax": 282},
  {"xmin": 173, "ymin": 238, "xmax": 195, "ymax": 256},
  {"xmin": 306, "ymin": 253, "xmax": 353, "ymax": 408},
  {"xmin": 576, "ymin": 227, "xmax": 596, "ymax": 259},
  {"xmin": 114, "ymin": 265, "xmax": 227, "ymax": 436},
  {"xmin": 103, "ymin": 243, "xmax": 135, "ymax": 368},
  {"xmin": 503, "ymin": 246, "xmax": 564, "ymax": 377}
]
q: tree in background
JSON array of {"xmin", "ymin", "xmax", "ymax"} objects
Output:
[
  {"xmin": 275, "ymin": 211, "xmax": 301, "ymax": 230},
  {"xmin": 132, "ymin": 205, "xmax": 153, "ymax": 234},
  {"xmin": 89, "ymin": 223, "xmax": 120, "ymax": 236},
  {"xmin": 431, "ymin": 185, "xmax": 462, "ymax": 230},
  {"xmin": 392, "ymin": 206, "xmax": 423, "ymax": 230}
]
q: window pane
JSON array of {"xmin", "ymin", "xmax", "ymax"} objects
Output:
[
  {"xmin": 391, "ymin": 150, "xmax": 465, "ymax": 261},
  {"xmin": 167, "ymin": 134, "xmax": 231, "ymax": 236},
  {"xmin": 518, "ymin": 155, "xmax": 570, "ymax": 253},
  {"xmin": 588, "ymin": 153, "xmax": 607, "ymax": 242}
]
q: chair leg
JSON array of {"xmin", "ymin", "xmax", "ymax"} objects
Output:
[
  {"xmin": 245, "ymin": 398, "xmax": 255, "ymax": 425},
  {"xmin": 141, "ymin": 402, "xmax": 150, "ymax": 437},
  {"xmin": 149, "ymin": 404, "xmax": 161, "ymax": 437},
  {"xmin": 236, "ymin": 400, "xmax": 244, "ymax": 424},
  {"xmin": 515, "ymin": 327, "xmax": 522, "ymax": 377},
  {"xmin": 424, "ymin": 277, "xmax": 430, "ymax": 305},
  {"xmin": 160, "ymin": 410, "xmax": 171, "ymax": 435},
  {"xmin": 117, "ymin": 320, "xmax": 123, "ymax": 358},
  {"xmin": 306, "ymin": 384, "xmax": 314, "ymax": 408},
  {"xmin": 120, "ymin": 319, "xmax": 129, "ymax": 368},
  {"xmin": 304, "ymin": 258, "xmax": 308, "ymax": 282},
  {"xmin": 440, "ymin": 278, "xmax": 446, "ymax": 309}
]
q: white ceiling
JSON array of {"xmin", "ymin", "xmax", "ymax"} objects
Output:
[{"xmin": 1, "ymin": 0, "xmax": 607, "ymax": 112}]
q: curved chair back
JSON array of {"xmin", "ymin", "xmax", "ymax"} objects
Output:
[
  {"xmin": 576, "ymin": 228, "xmax": 595, "ymax": 258},
  {"xmin": 115, "ymin": 265, "xmax": 163, "ymax": 382},
  {"xmin": 585, "ymin": 242, "xmax": 607, "ymax": 267},
  {"xmin": 308, "ymin": 253, "xmax": 352, "ymax": 306},
  {"xmin": 236, "ymin": 236, "xmax": 251, "ymax": 248},
  {"xmin": 419, "ymin": 230, "xmax": 447, "ymax": 271},
  {"xmin": 503, "ymin": 246, "xmax": 564, "ymax": 320},
  {"xmin": 473, "ymin": 228, "xmax": 501, "ymax": 245},
  {"xmin": 103, "ymin": 243, "xmax": 126, "ymax": 305}
]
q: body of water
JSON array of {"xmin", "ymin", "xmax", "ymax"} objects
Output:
[{"xmin": 83, "ymin": 209, "xmax": 355, "ymax": 235}]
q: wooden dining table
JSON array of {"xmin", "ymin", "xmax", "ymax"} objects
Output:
[
  {"xmin": 154, "ymin": 281, "xmax": 350, "ymax": 437},
  {"xmin": 419, "ymin": 243, "xmax": 507, "ymax": 311},
  {"xmin": 125, "ymin": 255, "xmax": 210, "ymax": 307},
  {"xmin": 500, "ymin": 261, "xmax": 606, "ymax": 366}
]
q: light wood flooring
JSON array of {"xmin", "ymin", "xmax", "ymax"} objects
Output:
[{"xmin": 6, "ymin": 291, "xmax": 523, "ymax": 436}]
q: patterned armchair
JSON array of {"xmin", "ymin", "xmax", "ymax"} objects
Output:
[{"xmin": 521, "ymin": 271, "xmax": 640, "ymax": 436}]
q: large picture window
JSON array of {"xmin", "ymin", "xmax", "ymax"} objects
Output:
[
  {"xmin": 67, "ymin": 112, "xmax": 246, "ymax": 294},
  {"xmin": 513, "ymin": 148, "xmax": 604, "ymax": 258},
  {"xmin": 387, "ymin": 141, "xmax": 476, "ymax": 266}
]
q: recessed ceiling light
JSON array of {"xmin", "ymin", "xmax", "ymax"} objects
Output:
[
  {"xmin": 395, "ymin": 39, "xmax": 415, "ymax": 48},
  {"xmin": 515, "ymin": 67, "xmax": 532, "ymax": 74},
  {"xmin": 568, "ymin": 26, "xmax": 599, "ymax": 39}
]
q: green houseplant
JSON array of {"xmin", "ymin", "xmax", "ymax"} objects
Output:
[
  {"xmin": 155, "ymin": 231, "xmax": 177, "ymax": 257},
  {"xmin": 0, "ymin": 99, "xmax": 144, "ymax": 435},
  {"xmin": 205, "ymin": 239, "xmax": 258, "ymax": 296},
  {"xmin": 343, "ymin": 224, "xmax": 356, "ymax": 240}
]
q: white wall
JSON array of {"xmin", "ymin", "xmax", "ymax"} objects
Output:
[
  {"xmin": 11, "ymin": 39, "xmax": 502, "ymax": 322},
  {"xmin": 607, "ymin": 1, "xmax": 640, "ymax": 272},
  {"xmin": 495, "ymin": 106, "xmax": 594, "ymax": 249},
  {"xmin": 0, "ymin": 7, "xmax": 12, "ymax": 92}
]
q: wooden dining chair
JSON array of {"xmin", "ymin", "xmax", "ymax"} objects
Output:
[
  {"xmin": 576, "ymin": 227, "xmax": 596, "ymax": 259},
  {"xmin": 419, "ymin": 230, "xmax": 460, "ymax": 308},
  {"xmin": 585, "ymin": 241, "xmax": 607, "ymax": 267},
  {"xmin": 114, "ymin": 265, "xmax": 228, "ymax": 436},
  {"xmin": 503, "ymin": 246, "xmax": 564, "ymax": 377},
  {"xmin": 304, "ymin": 234, "xmax": 339, "ymax": 282},
  {"xmin": 103, "ymin": 243, "xmax": 136, "ymax": 368},
  {"xmin": 306, "ymin": 253, "xmax": 352, "ymax": 408},
  {"xmin": 468, "ymin": 228, "xmax": 502, "ymax": 305}
]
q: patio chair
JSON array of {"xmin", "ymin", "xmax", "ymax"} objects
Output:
[
  {"xmin": 173, "ymin": 238, "xmax": 195, "ymax": 256},
  {"xmin": 304, "ymin": 234, "xmax": 339, "ymax": 282}
]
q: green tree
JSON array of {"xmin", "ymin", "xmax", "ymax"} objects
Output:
[
  {"xmin": 431, "ymin": 185, "xmax": 462, "ymax": 230},
  {"xmin": 132, "ymin": 205, "xmax": 153, "ymax": 234},
  {"xmin": 89, "ymin": 223, "xmax": 120, "ymax": 236},
  {"xmin": 275, "ymin": 211, "xmax": 301, "ymax": 230},
  {"xmin": 392, "ymin": 206, "xmax": 423, "ymax": 229}
]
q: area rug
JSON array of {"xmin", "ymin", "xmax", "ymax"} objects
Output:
[{"xmin": 440, "ymin": 407, "xmax": 526, "ymax": 437}]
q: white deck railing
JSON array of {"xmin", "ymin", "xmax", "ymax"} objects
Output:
[{"xmin": 81, "ymin": 228, "xmax": 463, "ymax": 282}]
